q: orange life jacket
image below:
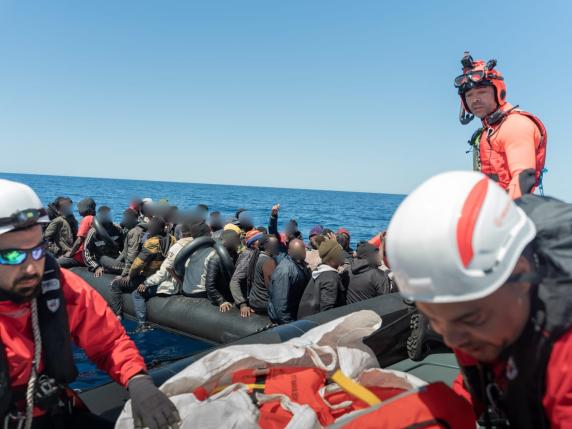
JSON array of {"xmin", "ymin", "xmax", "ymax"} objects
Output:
[
  {"xmin": 192, "ymin": 367, "xmax": 474, "ymax": 429},
  {"xmin": 479, "ymin": 107, "xmax": 547, "ymax": 197},
  {"xmin": 336, "ymin": 382, "xmax": 476, "ymax": 429}
]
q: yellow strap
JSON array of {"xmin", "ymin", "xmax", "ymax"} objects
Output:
[
  {"xmin": 211, "ymin": 383, "xmax": 266, "ymax": 395},
  {"xmin": 330, "ymin": 370, "xmax": 381, "ymax": 406}
]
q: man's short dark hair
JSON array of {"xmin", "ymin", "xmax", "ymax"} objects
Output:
[
  {"xmin": 98, "ymin": 206, "xmax": 111, "ymax": 214},
  {"xmin": 123, "ymin": 208, "xmax": 138, "ymax": 218},
  {"xmin": 197, "ymin": 204, "xmax": 209, "ymax": 212},
  {"xmin": 54, "ymin": 196, "xmax": 72, "ymax": 210},
  {"xmin": 149, "ymin": 216, "xmax": 166, "ymax": 233},
  {"xmin": 179, "ymin": 223, "xmax": 193, "ymax": 237},
  {"xmin": 189, "ymin": 222, "xmax": 211, "ymax": 239},
  {"xmin": 210, "ymin": 211, "xmax": 221, "ymax": 217}
]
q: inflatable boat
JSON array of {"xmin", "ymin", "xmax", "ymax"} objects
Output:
[
  {"xmin": 71, "ymin": 267, "xmax": 272, "ymax": 344},
  {"xmin": 75, "ymin": 293, "xmax": 456, "ymax": 425}
]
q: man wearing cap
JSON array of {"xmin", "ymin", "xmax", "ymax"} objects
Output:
[
  {"xmin": 346, "ymin": 242, "xmax": 392, "ymax": 304},
  {"xmin": 387, "ymin": 171, "xmax": 572, "ymax": 428},
  {"xmin": 305, "ymin": 225, "xmax": 324, "ymax": 272},
  {"xmin": 336, "ymin": 228, "xmax": 353, "ymax": 264},
  {"xmin": 455, "ymin": 52, "xmax": 547, "ymax": 199},
  {"xmin": 0, "ymin": 180, "xmax": 179, "ymax": 428},
  {"xmin": 297, "ymin": 238, "xmax": 346, "ymax": 318}
]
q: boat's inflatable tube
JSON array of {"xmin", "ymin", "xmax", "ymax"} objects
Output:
[
  {"xmin": 173, "ymin": 237, "xmax": 234, "ymax": 280},
  {"xmin": 92, "ymin": 217, "xmax": 119, "ymax": 250},
  {"xmin": 71, "ymin": 268, "xmax": 270, "ymax": 344}
]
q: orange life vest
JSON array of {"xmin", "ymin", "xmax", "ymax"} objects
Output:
[
  {"xmin": 192, "ymin": 367, "xmax": 474, "ymax": 429},
  {"xmin": 479, "ymin": 107, "xmax": 547, "ymax": 196}
]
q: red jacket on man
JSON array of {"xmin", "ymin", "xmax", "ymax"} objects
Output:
[
  {"xmin": 453, "ymin": 328, "xmax": 572, "ymax": 429},
  {"xmin": 0, "ymin": 268, "xmax": 146, "ymax": 413}
]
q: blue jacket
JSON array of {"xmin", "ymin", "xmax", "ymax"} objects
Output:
[{"xmin": 267, "ymin": 255, "xmax": 311, "ymax": 324}]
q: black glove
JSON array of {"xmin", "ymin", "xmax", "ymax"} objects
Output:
[{"xmin": 128, "ymin": 374, "xmax": 180, "ymax": 429}]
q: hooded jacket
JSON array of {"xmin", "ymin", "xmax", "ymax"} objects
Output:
[
  {"xmin": 268, "ymin": 255, "xmax": 311, "ymax": 324},
  {"xmin": 229, "ymin": 248, "xmax": 257, "ymax": 306},
  {"xmin": 119, "ymin": 223, "xmax": 147, "ymax": 276},
  {"xmin": 129, "ymin": 234, "xmax": 175, "ymax": 279},
  {"xmin": 346, "ymin": 258, "xmax": 392, "ymax": 304},
  {"xmin": 44, "ymin": 216, "xmax": 74, "ymax": 257},
  {"xmin": 297, "ymin": 264, "xmax": 345, "ymax": 319}
]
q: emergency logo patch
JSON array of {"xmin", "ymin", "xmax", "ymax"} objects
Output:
[
  {"xmin": 46, "ymin": 298, "xmax": 60, "ymax": 313},
  {"xmin": 41, "ymin": 278, "xmax": 60, "ymax": 294},
  {"xmin": 506, "ymin": 356, "xmax": 518, "ymax": 380}
]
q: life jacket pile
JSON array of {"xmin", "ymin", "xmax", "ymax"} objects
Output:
[{"xmin": 191, "ymin": 366, "xmax": 475, "ymax": 429}]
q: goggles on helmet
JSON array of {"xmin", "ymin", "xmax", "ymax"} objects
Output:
[
  {"xmin": 0, "ymin": 241, "xmax": 47, "ymax": 266},
  {"xmin": 455, "ymin": 70, "xmax": 503, "ymax": 90},
  {"xmin": 0, "ymin": 208, "xmax": 48, "ymax": 231}
]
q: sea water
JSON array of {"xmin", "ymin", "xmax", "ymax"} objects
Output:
[{"xmin": 0, "ymin": 172, "xmax": 404, "ymax": 388}]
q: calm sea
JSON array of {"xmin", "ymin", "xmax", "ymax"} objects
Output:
[{"xmin": 0, "ymin": 172, "xmax": 405, "ymax": 388}]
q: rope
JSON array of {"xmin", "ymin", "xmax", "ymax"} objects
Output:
[{"xmin": 24, "ymin": 298, "xmax": 42, "ymax": 429}]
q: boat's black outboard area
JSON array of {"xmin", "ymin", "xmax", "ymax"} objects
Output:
[
  {"xmin": 77, "ymin": 293, "xmax": 412, "ymax": 423},
  {"xmin": 71, "ymin": 267, "xmax": 271, "ymax": 344}
]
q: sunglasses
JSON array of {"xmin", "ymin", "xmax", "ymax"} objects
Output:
[{"xmin": 0, "ymin": 242, "xmax": 48, "ymax": 266}]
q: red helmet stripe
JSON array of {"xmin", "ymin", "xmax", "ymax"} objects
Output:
[{"xmin": 457, "ymin": 177, "xmax": 489, "ymax": 268}]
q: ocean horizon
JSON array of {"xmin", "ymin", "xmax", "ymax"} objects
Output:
[{"xmin": 1, "ymin": 171, "xmax": 405, "ymax": 243}]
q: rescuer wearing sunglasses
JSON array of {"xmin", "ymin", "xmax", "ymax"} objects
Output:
[
  {"xmin": 0, "ymin": 179, "xmax": 180, "ymax": 429},
  {"xmin": 455, "ymin": 52, "xmax": 547, "ymax": 200}
]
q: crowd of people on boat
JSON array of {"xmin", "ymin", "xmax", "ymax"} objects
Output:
[{"xmin": 43, "ymin": 195, "xmax": 394, "ymax": 332}]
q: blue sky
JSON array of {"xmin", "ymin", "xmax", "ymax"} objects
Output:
[{"xmin": 1, "ymin": 1, "xmax": 571, "ymax": 199}]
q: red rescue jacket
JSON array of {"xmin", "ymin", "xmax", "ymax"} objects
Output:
[
  {"xmin": 453, "ymin": 327, "xmax": 572, "ymax": 429},
  {"xmin": 0, "ymin": 268, "xmax": 146, "ymax": 414}
]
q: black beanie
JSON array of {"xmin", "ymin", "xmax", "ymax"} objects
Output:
[{"xmin": 356, "ymin": 242, "xmax": 378, "ymax": 259}]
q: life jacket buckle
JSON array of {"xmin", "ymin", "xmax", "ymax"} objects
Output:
[{"xmin": 3, "ymin": 411, "xmax": 25, "ymax": 429}]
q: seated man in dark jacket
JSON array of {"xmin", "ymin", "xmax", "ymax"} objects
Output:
[
  {"xmin": 297, "ymin": 238, "xmax": 346, "ymax": 319},
  {"xmin": 230, "ymin": 230, "xmax": 263, "ymax": 317},
  {"xmin": 346, "ymin": 242, "xmax": 392, "ymax": 304},
  {"xmin": 268, "ymin": 239, "xmax": 311, "ymax": 324},
  {"xmin": 246, "ymin": 235, "xmax": 278, "ymax": 315},
  {"xmin": 205, "ymin": 229, "xmax": 241, "ymax": 312},
  {"xmin": 181, "ymin": 222, "xmax": 212, "ymax": 297},
  {"xmin": 44, "ymin": 196, "xmax": 76, "ymax": 257},
  {"xmin": 83, "ymin": 206, "xmax": 124, "ymax": 277}
]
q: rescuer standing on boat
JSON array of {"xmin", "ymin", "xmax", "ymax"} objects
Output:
[
  {"xmin": 456, "ymin": 52, "xmax": 547, "ymax": 199},
  {"xmin": 0, "ymin": 179, "xmax": 179, "ymax": 429},
  {"xmin": 388, "ymin": 171, "xmax": 572, "ymax": 428}
]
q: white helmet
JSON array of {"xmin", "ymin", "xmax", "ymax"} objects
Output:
[
  {"xmin": 386, "ymin": 171, "xmax": 536, "ymax": 303},
  {"xmin": 0, "ymin": 179, "xmax": 50, "ymax": 236}
]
